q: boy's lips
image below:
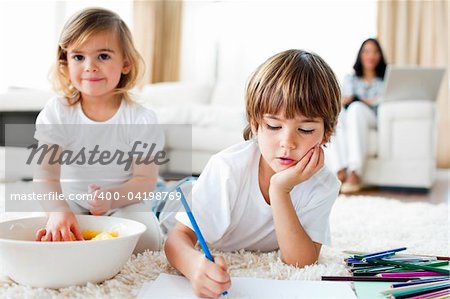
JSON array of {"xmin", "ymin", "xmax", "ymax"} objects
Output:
[{"xmin": 277, "ymin": 157, "xmax": 296, "ymax": 166}]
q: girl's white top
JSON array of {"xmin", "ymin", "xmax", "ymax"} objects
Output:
[{"xmin": 34, "ymin": 96, "xmax": 164, "ymax": 209}]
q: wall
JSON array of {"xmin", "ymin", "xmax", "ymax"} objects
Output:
[{"xmin": 180, "ymin": 1, "xmax": 378, "ymax": 85}]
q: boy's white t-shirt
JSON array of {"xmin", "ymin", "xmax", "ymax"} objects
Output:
[
  {"xmin": 176, "ymin": 140, "xmax": 340, "ymax": 252},
  {"xmin": 34, "ymin": 96, "xmax": 164, "ymax": 209}
]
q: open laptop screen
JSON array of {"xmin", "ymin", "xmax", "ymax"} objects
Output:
[{"xmin": 382, "ymin": 66, "xmax": 445, "ymax": 102}]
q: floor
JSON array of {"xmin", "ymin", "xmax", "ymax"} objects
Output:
[{"xmin": 355, "ymin": 169, "xmax": 449, "ymax": 204}]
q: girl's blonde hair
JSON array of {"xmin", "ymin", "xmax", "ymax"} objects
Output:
[
  {"xmin": 243, "ymin": 49, "xmax": 341, "ymax": 143},
  {"xmin": 51, "ymin": 8, "xmax": 144, "ymax": 104}
]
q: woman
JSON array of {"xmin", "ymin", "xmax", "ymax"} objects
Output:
[{"xmin": 327, "ymin": 38, "xmax": 387, "ymax": 193}]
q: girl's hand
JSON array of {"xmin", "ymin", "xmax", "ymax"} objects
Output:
[
  {"xmin": 362, "ymin": 97, "xmax": 374, "ymax": 106},
  {"xmin": 270, "ymin": 145, "xmax": 324, "ymax": 194},
  {"xmin": 35, "ymin": 211, "xmax": 84, "ymax": 242},
  {"xmin": 87, "ymin": 184, "xmax": 112, "ymax": 216},
  {"xmin": 341, "ymin": 96, "xmax": 354, "ymax": 106},
  {"xmin": 190, "ymin": 255, "xmax": 231, "ymax": 298}
]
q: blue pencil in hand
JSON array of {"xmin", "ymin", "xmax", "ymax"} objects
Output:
[{"xmin": 177, "ymin": 187, "xmax": 229, "ymax": 297}]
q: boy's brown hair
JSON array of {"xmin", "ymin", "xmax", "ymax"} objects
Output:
[
  {"xmin": 51, "ymin": 8, "xmax": 144, "ymax": 104},
  {"xmin": 243, "ymin": 49, "xmax": 341, "ymax": 143}
]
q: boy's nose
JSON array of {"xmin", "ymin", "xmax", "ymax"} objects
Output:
[{"xmin": 280, "ymin": 131, "xmax": 297, "ymax": 150}]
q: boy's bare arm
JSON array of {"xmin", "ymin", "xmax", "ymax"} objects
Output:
[
  {"xmin": 165, "ymin": 223, "xmax": 202, "ymax": 279},
  {"xmin": 269, "ymin": 146, "xmax": 324, "ymax": 267},
  {"xmin": 165, "ymin": 223, "xmax": 231, "ymax": 297},
  {"xmin": 270, "ymin": 190, "xmax": 321, "ymax": 267}
]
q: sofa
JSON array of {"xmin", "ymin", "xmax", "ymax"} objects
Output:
[{"xmin": 0, "ymin": 83, "xmax": 437, "ymax": 190}]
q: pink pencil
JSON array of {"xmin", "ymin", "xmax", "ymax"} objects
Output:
[
  {"xmin": 407, "ymin": 288, "xmax": 450, "ymax": 299},
  {"xmin": 376, "ymin": 271, "xmax": 445, "ymax": 278}
]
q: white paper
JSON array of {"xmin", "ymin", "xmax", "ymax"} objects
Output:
[{"xmin": 138, "ymin": 273, "xmax": 357, "ymax": 299}]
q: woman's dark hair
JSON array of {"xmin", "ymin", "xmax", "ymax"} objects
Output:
[{"xmin": 353, "ymin": 38, "xmax": 387, "ymax": 79}]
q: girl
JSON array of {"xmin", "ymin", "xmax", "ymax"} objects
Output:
[
  {"xmin": 164, "ymin": 49, "xmax": 342, "ymax": 298},
  {"xmin": 327, "ymin": 38, "xmax": 387, "ymax": 193},
  {"xmin": 33, "ymin": 8, "xmax": 164, "ymax": 253}
]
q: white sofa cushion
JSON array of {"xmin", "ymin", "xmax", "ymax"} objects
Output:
[
  {"xmin": 0, "ymin": 89, "xmax": 54, "ymax": 112},
  {"xmin": 165, "ymin": 126, "xmax": 243, "ymax": 152},
  {"xmin": 210, "ymin": 82, "xmax": 246, "ymax": 107}
]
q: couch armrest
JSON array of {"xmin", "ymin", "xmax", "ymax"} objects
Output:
[{"xmin": 377, "ymin": 100, "xmax": 436, "ymax": 160}]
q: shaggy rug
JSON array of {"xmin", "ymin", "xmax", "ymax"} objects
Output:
[{"xmin": 0, "ymin": 195, "xmax": 448, "ymax": 298}]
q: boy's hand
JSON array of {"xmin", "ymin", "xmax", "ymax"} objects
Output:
[
  {"xmin": 87, "ymin": 184, "xmax": 112, "ymax": 216},
  {"xmin": 35, "ymin": 211, "xmax": 84, "ymax": 242},
  {"xmin": 190, "ymin": 255, "xmax": 231, "ymax": 298},
  {"xmin": 270, "ymin": 145, "xmax": 324, "ymax": 194}
]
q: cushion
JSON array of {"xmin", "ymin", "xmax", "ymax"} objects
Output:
[{"xmin": 210, "ymin": 82, "xmax": 246, "ymax": 107}]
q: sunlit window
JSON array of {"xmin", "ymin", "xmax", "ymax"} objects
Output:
[
  {"xmin": 180, "ymin": 1, "xmax": 378, "ymax": 84},
  {"xmin": 0, "ymin": 1, "xmax": 133, "ymax": 93}
]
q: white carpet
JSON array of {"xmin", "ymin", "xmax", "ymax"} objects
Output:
[{"xmin": 0, "ymin": 195, "xmax": 448, "ymax": 298}]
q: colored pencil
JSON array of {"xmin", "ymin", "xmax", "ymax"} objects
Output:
[
  {"xmin": 343, "ymin": 251, "xmax": 450, "ymax": 261},
  {"xmin": 362, "ymin": 252, "xmax": 397, "ymax": 262},
  {"xmin": 354, "ymin": 247, "xmax": 407, "ymax": 260},
  {"xmin": 381, "ymin": 280, "xmax": 449, "ymax": 294},
  {"xmin": 369, "ymin": 259, "xmax": 450, "ymax": 275},
  {"xmin": 177, "ymin": 187, "xmax": 228, "ymax": 297},
  {"xmin": 391, "ymin": 277, "xmax": 450, "ymax": 288},
  {"xmin": 389, "ymin": 284, "xmax": 450, "ymax": 299},
  {"xmin": 321, "ymin": 276, "xmax": 417, "ymax": 282},
  {"xmin": 420, "ymin": 292, "xmax": 450, "ymax": 299},
  {"xmin": 377, "ymin": 271, "xmax": 447, "ymax": 278}
]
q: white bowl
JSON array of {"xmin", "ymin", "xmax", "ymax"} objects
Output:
[{"xmin": 0, "ymin": 215, "xmax": 146, "ymax": 288}]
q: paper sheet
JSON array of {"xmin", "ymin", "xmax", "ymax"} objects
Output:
[{"xmin": 138, "ymin": 273, "xmax": 357, "ymax": 298}]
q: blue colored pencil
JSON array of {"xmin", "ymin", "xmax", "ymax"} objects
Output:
[
  {"xmin": 354, "ymin": 247, "xmax": 407, "ymax": 260},
  {"xmin": 177, "ymin": 187, "xmax": 229, "ymax": 297},
  {"xmin": 362, "ymin": 251, "xmax": 397, "ymax": 262}
]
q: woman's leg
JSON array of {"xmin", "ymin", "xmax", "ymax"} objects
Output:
[
  {"xmin": 325, "ymin": 110, "xmax": 348, "ymax": 181},
  {"xmin": 345, "ymin": 102, "xmax": 377, "ymax": 180}
]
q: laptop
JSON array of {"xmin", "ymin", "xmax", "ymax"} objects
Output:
[{"xmin": 382, "ymin": 66, "xmax": 446, "ymax": 102}]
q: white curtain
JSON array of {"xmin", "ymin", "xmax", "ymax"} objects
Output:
[{"xmin": 378, "ymin": 0, "xmax": 450, "ymax": 168}]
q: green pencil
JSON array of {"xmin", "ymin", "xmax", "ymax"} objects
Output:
[
  {"xmin": 370, "ymin": 259, "xmax": 450, "ymax": 275},
  {"xmin": 389, "ymin": 283, "xmax": 450, "ymax": 298}
]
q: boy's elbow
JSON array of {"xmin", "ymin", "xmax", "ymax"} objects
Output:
[
  {"xmin": 164, "ymin": 230, "xmax": 175, "ymax": 254},
  {"xmin": 281, "ymin": 255, "xmax": 318, "ymax": 268}
]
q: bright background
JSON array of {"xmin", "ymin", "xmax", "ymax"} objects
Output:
[{"xmin": 0, "ymin": 0, "xmax": 377, "ymax": 92}]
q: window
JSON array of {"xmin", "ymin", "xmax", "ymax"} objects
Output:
[
  {"xmin": 0, "ymin": 0, "xmax": 133, "ymax": 93},
  {"xmin": 180, "ymin": 1, "xmax": 378, "ymax": 84}
]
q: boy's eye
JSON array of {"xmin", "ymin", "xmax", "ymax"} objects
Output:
[
  {"xmin": 266, "ymin": 124, "xmax": 281, "ymax": 130},
  {"xmin": 72, "ymin": 55, "xmax": 84, "ymax": 61},
  {"xmin": 98, "ymin": 53, "xmax": 110, "ymax": 60},
  {"xmin": 299, "ymin": 128, "xmax": 314, "ymax": 134}
]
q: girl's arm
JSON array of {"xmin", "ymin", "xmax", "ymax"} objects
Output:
[
  {"xmin": 165, "ymin": 223, "xmax": 231, "ymax": 298},
  {"xmin": 269, "ymin": 145, "xmax": 324, "ymax": 267},
  {"xmin": 87, "ymin": 160, "xmax": 158, "ymax": 215},
  {"xmin": 34, "ymin": 144, "xmax": 83, "ymax": 241}
]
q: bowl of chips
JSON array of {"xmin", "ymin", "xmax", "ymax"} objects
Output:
[{"xmin": 0, "ymin": 215, "xmax": 146, "ymax": 288}]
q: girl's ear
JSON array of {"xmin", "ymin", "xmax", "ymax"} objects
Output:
[{"xmin": 122, "ymin": 59, "xmax": 131, "ymax": 75}]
